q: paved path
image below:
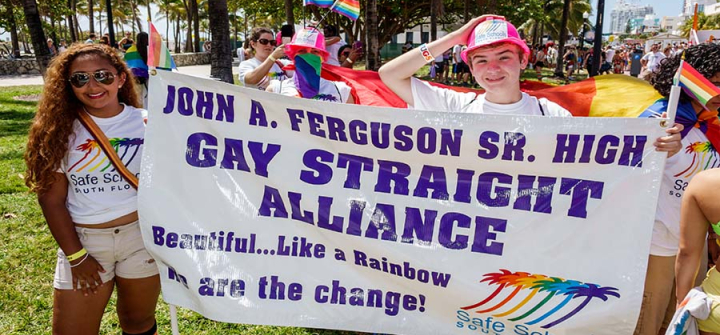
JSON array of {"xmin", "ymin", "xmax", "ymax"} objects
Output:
[{"xmin": 0, "ymin": 62, "xmax": 240, "ymax": 87}]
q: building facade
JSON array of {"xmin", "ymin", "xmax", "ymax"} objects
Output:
[{"xmin": 610, "ymin": 0, "xmax": 655, "ymax": 34}]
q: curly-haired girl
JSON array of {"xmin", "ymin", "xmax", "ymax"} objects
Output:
[
  {"xmin": 24, "ymin": 43, "xmax": 159, "ymax": 335},
  {"xmin": 635, "ymin": 42, "xmax": 720, "ymax": 335}
]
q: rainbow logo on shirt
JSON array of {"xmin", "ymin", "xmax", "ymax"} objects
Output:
[
  {"xmin": 674, "ymin": 141, "xmax": 719, "ymax": 178},
  {"xmin": 459, "ymin": 269, "xmax": 620, "ymax": 329},
  {"xmin": 68, "ymin": 137, "xmax": 144, "ymax": 172}
]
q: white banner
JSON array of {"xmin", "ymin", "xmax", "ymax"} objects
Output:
[{"xmin": 139, "ymin": 70, "xmax": 666, "ymax": 335}]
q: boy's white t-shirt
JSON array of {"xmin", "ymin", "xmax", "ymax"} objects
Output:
[
  {"xmin": 238, "ymin": 57, "xmax": 292, "ymax": 90},
  {"xmin": 410, "ymin": 77, "xmax": 572, "ymax": 117},
  {"xmin": 60, "ymin": 104, "xmax": 146, "ymax": 224},
  {"xmin": 268, "ymin": 78, "xmax": 352, "ymax": 103},
  {"xmin": 652, "ymin": 127, "xmax": 717, "ymax": 256}
]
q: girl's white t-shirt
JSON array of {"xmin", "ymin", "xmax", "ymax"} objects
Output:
[
  {"xmin": 60, "ymin": 104, "xmax": 146, "ymax": 224},
  {"xmin": 238, "ymin": 57, "xmax": 292, "ymax": 90}
]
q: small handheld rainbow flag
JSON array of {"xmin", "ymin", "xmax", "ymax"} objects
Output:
[
  {"xmin": 674, "ymin": 60, "xmax": 720, "ymax": 109},
  {"xmin": 124, "ymin": 44, "xmax": 148, "ymax": 79},
  {"xmin": 304, "ymin": 0, "xmax": 334, "ymax": 8},
  {"xmin": 330, "ymin": 0, "xmax": 360, "ymax": 21},
  {"xmin": 148, "ymin": 21, "xmax": 177, "ymax": 70}
]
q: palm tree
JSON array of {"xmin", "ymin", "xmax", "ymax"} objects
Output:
[
  {"xmin": 475, "ymin": 272, "xmax": 533, "ymax": 314},
  {"xmin": 494, "ymin": 274, "xmax": 548, "ymax": 317},
  {"xmin": 525, "ymin": 280, "xmax": 585, "ymax": 325},
  {"xmin": 460, "ymin": 269, "xmax": 514, "ymax": 310},
  {"xmin": 88, "ymin": 0, "xmax": 94, "ymax": 33},
  {"xmin": 22, "ymin": 0, "xmax": 51, "ymax": 76},
  {"xmin": 508, "ymin": 277, "xmax": 567, "ymax": 322},
  {"xmin": 541, "ymin": 283, "xmax": 620, "ymax": 329},
  {"xmin": 208, "ymin": 0, "xmax": 232, "ymax": 83},
  {"xmin": 553, "ymin": 0, "xmax": 571, "ymax": 77}
]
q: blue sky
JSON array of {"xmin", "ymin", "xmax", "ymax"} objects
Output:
[{"xmin": 600, "ymin": 0, "xmax": 687, "ymax": 33}]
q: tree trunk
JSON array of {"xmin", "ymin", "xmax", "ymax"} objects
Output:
[
  {"xmin": 208, "ymin": 0, "xmax": 233, "ymax": 83},
  {"xmin": 191, "ymin": 0, "xmax": 200, "ymax": 52},
  {"xmin": 146, "ymin": 0, "xmax": 152, "ymax": 22},
  {"xmin": 463, "ymin": 0, "xmax": 469, "ymax": 23},
  {"xmin": 430, "ymin": 0, "xmax": 437, "ymax": 42},
  {"xmin": 5, "ymin": 3, "xmax": 21, "ymax": 58},
  {"xmin": 50, "ymin": 15, "xmax": 58, "ymax": 44},
  {"xmin": 88, "ymin": 0, "xmax": 94, "ymax": 34},
  {"xmin": 365, "ymin": 0, "xmax": 380, "ymax": 70},
  {"xmin": 175, "ymin": 18, "xmax": 181, "ymax": 53},
  {"xmin": 183, "ymin": 0, "xmax": 192, "ymax": 51},
  {"xmin": 554, "ymin": 0, "xmax": 571, "ymax": 77},
  {"xmin": 22, "ymin": 0, "xmax": 51, "ymax": 76},
  {"xmin": 284, "ymin": 0, "xmax": 294, "ymax": 26},
  {"xmin": 67, "ymin": 0, "xmax": 78, "ymax": 42}
]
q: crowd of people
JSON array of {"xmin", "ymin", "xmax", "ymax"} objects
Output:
[{"xmin": 23, "ymin": 13, "xmax": 720, "ymax": 335}]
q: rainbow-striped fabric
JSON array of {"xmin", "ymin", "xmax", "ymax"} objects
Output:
[
  {"xmin": 148, "ymin": 21, "xmax": 177, "ymax": 70},
  {"xmin": 304, "ymin": 0, "xmax": 334, "ymax": 8},
  {"xmin": 331, "ymin": 0, "xmax": 360, "ymax": 20},
  {"xmin": 674, "ymin": 61, "xmax": 720, "ymax": 108},
  {"xmin": 124, "ymin": 44, "xmax": 148, "ymax": 79}
]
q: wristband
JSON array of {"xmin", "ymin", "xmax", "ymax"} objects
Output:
[
  {"xmin": 346, "ymin": 58, "xmax": 354, "ymax": 64},
  {"xmin": 419, "ymin": 44, "xmax": 434, "ymax": 63},
  {"xmin": 66, "ymin": 248, "xmax": 87, "ymax": 262},
  {"xmin": 268, "ymin": 55, "xmax": 277, "ymax": 62}
]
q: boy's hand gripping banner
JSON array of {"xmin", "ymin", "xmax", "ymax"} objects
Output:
[{"xmin": 139, "ymin": 71, "xmax": 667, "ymax": 334}]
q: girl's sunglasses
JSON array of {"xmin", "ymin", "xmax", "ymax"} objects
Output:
[
  {"xmin": 256, "ymin": 38, "xmax": 277, "ymax": 46},
  {"xmin": 69, "ymin": 70, "xmax": 116, "ymax": 88}
]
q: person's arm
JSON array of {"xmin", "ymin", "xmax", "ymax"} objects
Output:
[
  {"xmin": 676, "ymin": 174, "xmax": 714, "ymax": 304},
  {"xmin": 341, "ymin": 48, "xmax": 361, "ymax": 69},
  {"xmin": 38, "ymin": 173, "xmax": 105, "ymax": 296},
  {"xmin": 326, "ymin": 36, "xmax": 342, "ymax": 46},
  {"xmin": 379, "ymin": 15, "xmax": 498, "ymax": 105},
  {"xmin": 241, "ymin": 46, "xmax": 286, "ymax": 86}
]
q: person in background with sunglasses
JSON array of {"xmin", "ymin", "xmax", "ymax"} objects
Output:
[
  {"xmin": 238, "ymin": 27, "xmax": 293, "ymax": 91},
  {"xmin": 24, "ymin": 43, "xmax": 160, "ymax": 335}
]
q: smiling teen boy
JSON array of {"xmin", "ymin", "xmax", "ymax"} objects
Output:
[{"xmin": 379, "ymin": 16, "xmax": 571, "ymax": 117}]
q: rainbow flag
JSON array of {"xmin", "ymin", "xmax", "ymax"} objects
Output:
[
  {"xmin": 331, "ymin": 0, "xmax": 360, "ymax": 20},
  {"xmin": 124, "ymin": 44, "xmax": 148, "ymax": 79},
  {"xmin": 304, "ymin": 0, "xmax": 334, "ymax": 8},
  {"xmin": 674, "ymin": 61, "xmax": 720, "ymax": 108},
  {"xmin": 148, "ymin": 21, "xmax": 177, "ymax": 70}
]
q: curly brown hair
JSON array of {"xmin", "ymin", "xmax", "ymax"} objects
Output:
[
  {"xmin": 24, "ymin": 43, "xmax": 140, "ymax": 194},
  {"xmin": 650, "ymin": 43, "xmax": 720, "ymax": 102}
]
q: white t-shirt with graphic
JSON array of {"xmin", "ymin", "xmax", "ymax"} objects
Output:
[
  {"xmin": 60, "ymin": 104, "xmax": 146, "ymax": 224},
  {"xmin": 410, "ymin": 77, "xmax": 572, "ymax": 117},
  {"xmin": 268, "ymin": 78, "xmax": 352, "ymax": 103},
  {"xmin": 238, "ymin": 57, "xmax": 292, "ymax": 90},
  {"xmin": 641, "ymin": 51, "xmax": 666, "ymax": 72},
  {"xmin": 652, "ymin": 127, "xmax": 717, "ymax": 256}
]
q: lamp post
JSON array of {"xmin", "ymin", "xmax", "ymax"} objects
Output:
[{"xmin": 581, "ymin": 12, "xmax": 589, "ymax": 48}]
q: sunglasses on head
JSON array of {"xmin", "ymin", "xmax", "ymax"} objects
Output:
[
  {"xmin": 256, "ymin": 38, "xmax": 277, "ymax": 46},
  {"xmin": 69, "ymin": 70, "xmax": 116, "ymax": 88}
]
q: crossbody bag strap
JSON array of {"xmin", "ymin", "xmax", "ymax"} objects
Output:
[{"xmin": 76, "ymin": 108, "xmax": 139, "ymax": 190}]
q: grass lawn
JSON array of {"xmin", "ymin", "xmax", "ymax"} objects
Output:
[{"xmin": 0, "ymin": 85, "xmax": 358, "ymax": 334}]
